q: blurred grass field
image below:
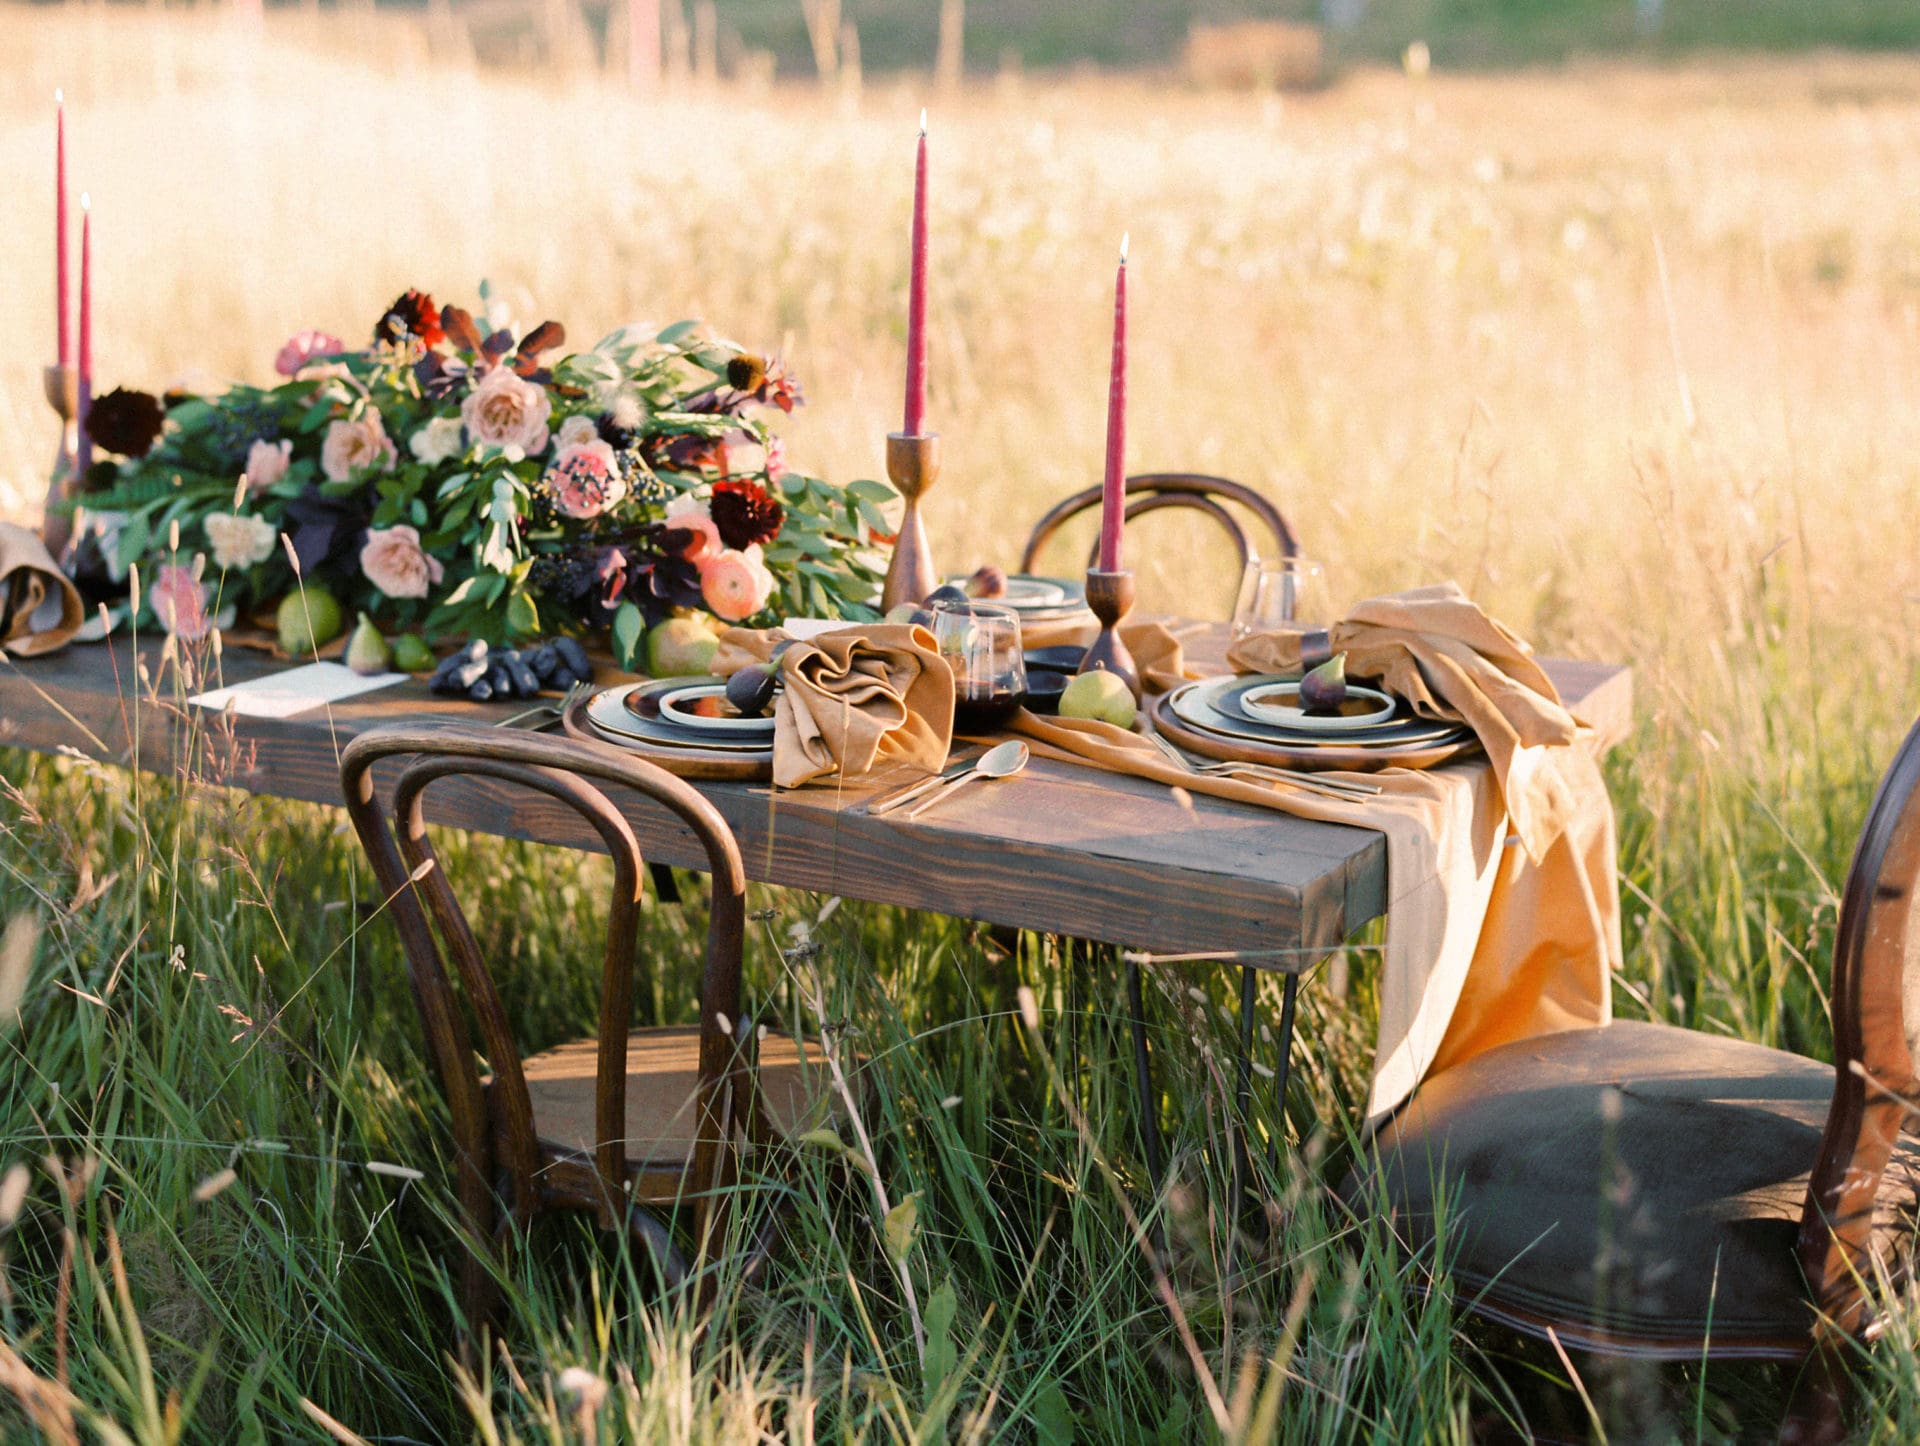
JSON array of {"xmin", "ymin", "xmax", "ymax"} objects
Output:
[{"xmin": 7, "ymin": 5, "xmax": 1920, "ymax": 1441}]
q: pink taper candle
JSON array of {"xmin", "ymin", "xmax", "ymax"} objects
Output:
[
  {"xmin": 76, "ymin": 195, "xmax": 92, "ymax": 478},
  {"xmin": 55, "ymin": 91, "xmax": 70, "ymax": 369},
  {"xmin": 1097, "ymin": 234, "xmax": 1129, "ymax": 572},
  {"xmin": 902, "ymin": 109, "xmax": 930, "ymax": 436}
]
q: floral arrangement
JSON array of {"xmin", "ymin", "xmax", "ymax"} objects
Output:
[{"xmin": 67, "ymin": 286, "xmax": 893, "ymax": 666}]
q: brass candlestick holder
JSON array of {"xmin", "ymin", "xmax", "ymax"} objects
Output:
[
  {"xmin": 880, "ymin": 432, "xmax": 940, "ymax": 614},
  {"xmin": 41, "ymin": 364, "xmax": 80, "ymax": 562},
  {"xmin": 1077, "ymin": 568, "xmax": 1141, "ymax": 702}
]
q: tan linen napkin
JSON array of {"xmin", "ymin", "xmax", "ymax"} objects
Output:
[
  {"xmin": 1020, "ymin": 615, "xmax": 1199, "ymax": 695},
  {"xmin": 713, "ymin": 624, "xmax": 954, "ymax": 789},
  {"xmin": 0, "ymin": 522, "xmax": 84, "ymax": 658},
  {"xmin": 1227, "ymin": 581, "xmax": 1581, "ymax": 860},
  {"xmin": 1015, "ymin": 584, "xmax": 1622, "ymax": 1123}
]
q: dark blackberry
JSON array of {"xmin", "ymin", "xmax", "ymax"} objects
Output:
[
  {"xmin": 527, "ymin": 551, "xmax": 598, "ymax": 602},
  {"xmin": 201, "ymin": 397, "xmax": 282, "ymax": 473}
]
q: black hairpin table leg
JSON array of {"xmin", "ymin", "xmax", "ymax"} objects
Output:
[
  {"xmin": 1267, "ymin": 972, "xmax": 1300, "ymax": 1174},
  {"xmin": 647, "ymin": 861, "xmax": 682, "ymax": 906},
  {"xmin": 1233, "ymin": 964, "xmax": 1257, "ymax": 1212},
  {"xmin": 1126, "ymin": 957, "xmax": 1165, "ymax": 1190}
]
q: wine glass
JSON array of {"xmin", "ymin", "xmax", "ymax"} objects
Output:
[
  {"xmin": 930, "ymin": 600, "xmax": 1028, "ymax": 731},
  {"xmin": 1230, "ymin": 556, "xmax": 1328, "ymax": 639}
]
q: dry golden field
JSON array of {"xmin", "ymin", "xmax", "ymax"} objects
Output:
[
  {"xmin": 14, "ymin": 9, "xmax": 1920, "ymax": 1438},
  {"xmin": 9, "ymin": 12, "xmax": 1920, "ymax": 669}
]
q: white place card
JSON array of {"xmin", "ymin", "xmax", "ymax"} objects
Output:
[
  {"xmin": 188, "ymin": 662, "xmax": 407, "ymax": 720},
  {"xmin": 781, "ymin": 617, "xmax": 858, "ymax": 641}
]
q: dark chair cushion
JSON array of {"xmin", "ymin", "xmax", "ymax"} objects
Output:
[{"xmin": 1346, "ymin": 1021, "xmax": 1920, "ymax": 1357}]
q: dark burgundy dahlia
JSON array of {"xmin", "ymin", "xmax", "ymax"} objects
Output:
[
  {"xmin": 84, "ymin": 388, "xmax": 167, "ymax": 458},
  {"xmin": 710, "ymin": 479, "xmax": 784, "ymax": 549}
]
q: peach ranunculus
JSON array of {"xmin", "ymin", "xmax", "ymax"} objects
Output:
[
  {"xmin": 460, "ymin": 367, "xmax": 551, "ymax": 458},
  {"xmin": 664, "ymin": 492, "xmax": 722, "ymax": 563},
  {"xmin": 360, "ymin": 525, "xmax": 445, "ymax": 600},
  {"xmin": 321, "ymin": 413, "xmax": 398, "ymax": 483},
  {"xmin": 275, "ymin": 330, "xmax": 345, "ymax": 377},
  {"xmin": 543, "ymin": 440, "xmax": 625, "ymax": 521},
  {"xmin": 245, "ymin": 437, "xmax": 293, "ymax": 493},
  {"xmin": 150, "ymin": 563, "xmax": 210, "ymax": 640},
  {"xmin": 699, "ymin": 544, "xmax": 775, "ymax": 623}
]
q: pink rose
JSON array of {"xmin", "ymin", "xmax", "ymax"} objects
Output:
[
  {"xmin": 460, "ymin": 366, "xmax": 551, "ymax": 457},
  {"xmin": 150, "ymin": 563, "xmax": 210, "ymax": 640},
  {"xmin": 664, "ymin": 493, "xmax": 721, "ymax": 563},
  {"xmin": 321, "ymin": 413, "xmax": 397, "ymax": 483},
  {"xmin": 556, "ymin": 414, "xmax": 600, "ymax": 450},
  {"xmin": 360, "ymin": 525, "xmax": 445, "ymax": 600},
  {"xmin": 245, "ymin": 438, "xmax": 293, "ymax": 493},
  {"xmin": 763, "ymin": 435, "xmax": 788, "ymax": 486},
  {"xmin": 276, "ymin": 330, "xmax": 345, "ymax": 377},
  {"xmin": 543, "ymin": 440, "xmax": 625, "ymax": 521},
  {"xmin": 699, "ymin": 544, "xmax": 775, "ymax": 622}
]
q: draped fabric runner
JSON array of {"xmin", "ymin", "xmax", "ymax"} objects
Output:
[
  {"xmin": 713, "ymin": 623, "xmax": 955, "ymax": 790},
  {"xmin": 1015, "ymin": 581, "xmax": 1621, "ymax": 1123},
  {"xmin": 0, "ymin": 522, "xmax": 83, "ymax": 658}
]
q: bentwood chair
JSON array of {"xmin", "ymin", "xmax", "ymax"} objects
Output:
[
  {"xmin": 340, "ymin": 724, "xmax": 837, "ymax": 1340},
  {"xmin": 1021, "ymin": 472, "xmax": 1305, "ymax": 1207},
  {"xmin": 1349, "ymin": 716, "xmax": 1920, "ymax": 1441}
]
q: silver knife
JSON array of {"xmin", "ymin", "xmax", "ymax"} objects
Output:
[{"xmin": 868, "ymin": 756, "xmax": 976, "ymax": 815}]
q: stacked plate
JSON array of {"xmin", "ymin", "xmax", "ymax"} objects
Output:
[
  {"xmin": 944, "ymin": 574, "xmax": 1092, "ymax": 625},
  {"xmin": 1155, "ymin": 674, "xmax": 1479, "ymax": 773},
  {"xmin": 576, "ymin": 677, "xmax": 775, "ymax": 777}
]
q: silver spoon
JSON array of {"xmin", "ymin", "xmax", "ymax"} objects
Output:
[{"xmin": 904, "ymin": 739, "xmax": 1030, "ymax": 820}]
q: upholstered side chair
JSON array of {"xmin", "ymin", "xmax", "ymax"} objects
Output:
[{"xmin": 1350, "ymin": 716, "xmax": 1920, "ymax": 1441}]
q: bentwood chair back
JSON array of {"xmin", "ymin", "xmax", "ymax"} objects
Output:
[
  {"xmin": 1351, "ymin": 715, "xmax": 1920, "ymax": 1439},
  {"xmin": 1018, "ymin": 472, "xmax": 1300, "ymax": 577},
  {"xmin": 341, "ymin": 724, "xmax": 831, "ymax": 1339}
]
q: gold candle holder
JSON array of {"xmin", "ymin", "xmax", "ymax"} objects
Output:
[
  {"xmin": 1077, "ymin": 568, "xmax": 1140, "ymax": 702},
  {"xmin": 41, "ymin": 364, "xmax": 80, "ymax": 561},
  {"xmin": 881, "ymin": 432, "xmax": 941, "ymax": 614}
]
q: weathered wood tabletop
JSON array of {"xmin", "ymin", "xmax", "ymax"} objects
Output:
[{"xmin": 0, "ymin": 631, "xmax": 1631, "ymax": 967}]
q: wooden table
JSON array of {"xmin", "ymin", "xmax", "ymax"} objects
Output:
[{"xmin": 0, "ymin": 633, "xmax": 1632, "ymax": 968}]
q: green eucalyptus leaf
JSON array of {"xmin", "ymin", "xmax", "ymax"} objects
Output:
[{"xmin": 611, "ymin": 602, "xmax": 644, "ymax": 670}]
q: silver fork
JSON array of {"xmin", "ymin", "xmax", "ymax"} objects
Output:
[
  {"xmin": 495, "ymin": 679, "xmax": 596, "ymax": 730},
  {"xmin": 1147, "ymin": 732, "xmax": 1380, "ymax": 802}
]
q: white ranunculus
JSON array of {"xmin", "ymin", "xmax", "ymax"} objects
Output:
[
  {"xmin": 408, "ymin": 415, "xmax": 467, "ymax": 467},
  {"xmin": 203, "ymin": 512, "xmax": 279, "ymax": 571}
]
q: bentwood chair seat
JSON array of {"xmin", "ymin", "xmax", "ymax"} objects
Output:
[
  {"xmin": 340, "ymin": 724, "xmax": 840, "ymax": 1338},
  {"xmin": 1361, "ymin": 1020, "xmax": 1920, "ymax": 1356},
  {"xmin": 1349, "ymin": 715, "xmax": 1920, "ymax": 1437},
  {"xmin": 511, "ymin": 1027, "xmax": 832, "ymax": 1194}
]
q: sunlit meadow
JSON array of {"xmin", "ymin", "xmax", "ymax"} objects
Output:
[{"xmin": 6, "ymin": 6, "xmax": 1920, "ymax": 1439}]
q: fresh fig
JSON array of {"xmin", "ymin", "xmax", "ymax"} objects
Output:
[
  {"xmin": 725, "ymin": 661, "xmax": 780, "ymax": 717},
  {"xmin": 391, "ymin": 633, "xmax": 435, "ymax": 673},
  {"xmin": 345, "ymin": 613, "xmax": 392, "ymax": 676},
  {"xmin": 964, "ymin": 565, "xmax": 1008, "ymax": 600},
  {"xmin": 924, "ymin": 584, "xmax": 970, "ymax": 608},
  {"xmin": 1298, "ymin": 651, "xmax": 1349, "ymax": 713}
]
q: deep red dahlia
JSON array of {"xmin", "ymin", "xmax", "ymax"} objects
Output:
[
  {"xmin": 84, "ymin": 387, "xmax": 167, "ymax": 458},
  {"xmin": 710, "ymin": 479, "xmax": 785, "ymax": 549},
  {"xmin": 375, "ymin": 289, "xmax": 445, "ymax": 348}
]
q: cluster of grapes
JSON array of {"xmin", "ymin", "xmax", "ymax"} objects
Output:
[{"xmin": 428, "ymin": 635, "xmax": 594, "ymax": 702}]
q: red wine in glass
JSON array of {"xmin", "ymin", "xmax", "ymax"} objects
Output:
[{"xmin": 954, "ymin": 686, "xmax": 1026, "ymax": 731}]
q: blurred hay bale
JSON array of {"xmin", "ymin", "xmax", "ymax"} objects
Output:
[{"xmin": 1184, "ymin": 20, "xmax": 1325, "ymax": 91}]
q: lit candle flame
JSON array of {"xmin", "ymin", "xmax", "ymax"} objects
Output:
[
  {"xmin": 919, "ymin": 107, "xmax": 927, "ymax": 136},
  {"xmin": 55, "ymin": 87, "xmax": 64, "ymax": 105},
  {"xmin": 1120, "ymin": 231, "xmax": 1130, "ymax": 264},
  {"xmin": 81, "ymin": 191, "xmax": 90, "ymax": 212}
]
